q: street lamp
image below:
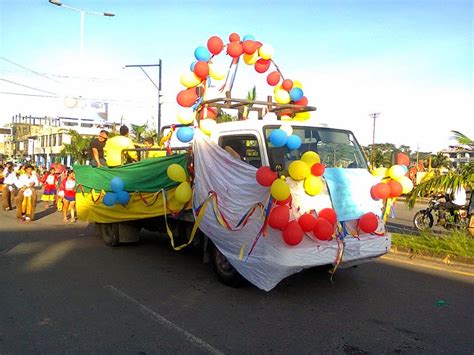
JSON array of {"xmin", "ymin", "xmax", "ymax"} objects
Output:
[{"xmin": 48, "ymin": 0, "xmax": 115, "ymax": 58}]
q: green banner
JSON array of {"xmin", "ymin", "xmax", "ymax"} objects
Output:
[{"xmin": 74, "ymin": 154, "xmax": 188, "ymax": 193}]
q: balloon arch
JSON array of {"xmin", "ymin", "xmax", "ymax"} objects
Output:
[{"xmin": 173, "ymin": 32, "xmax": 315, "ymax": 143}]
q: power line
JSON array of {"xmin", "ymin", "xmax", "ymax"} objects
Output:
[
  {"xmin": 0, "ymin": 91, "xmax": 58, "ymax": 98},
  {"xmin": 0, "ymin": 78, "xmax": 58, "ymax": 96},
  {"xmin": 0, "ymin": 56, "xmax": 62, "ymax": 84}
]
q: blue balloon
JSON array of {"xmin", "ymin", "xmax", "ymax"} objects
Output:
[
  {"xmin": 286, "ymin": 135, "xmax": 302, "ymax": 150},
  {"xmin": 177, "ymin": 126, "xmax": 194, "ymax": 143},
  {"xmin": 117, "ymin": 190, "xmax": 131, "ymax": 205},
  {"xmin": 243, "ymin": 34, "xmax": 255, "ymax": 41},
  {"xmin": 269, "ymin": 129, "xmax": 288, "ymax": 148},
  {"xmin": 103, "ymin": 192, "xmax": 117, "ymax": 207},
  {"xmin": 289, "ymin": 88, "xmax": 304, "ymax": 101},
  {"xmin": 194, "ymin": 46, "xmax": 211, "ymax": 62},
  {"xmin": 190, "ymin": 61, "xmax": 197, "ymax": 71},
  {"xmin": 110, "ymin": 177, "xmax": 125, "ymax": 193}
]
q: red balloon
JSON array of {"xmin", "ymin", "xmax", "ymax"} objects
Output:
[
  {"xmin": 276, "ymin": 195, "xmax": 292, "ymax": 206},
  {"xmin": 207, "ymin": 36, "xmax": 224, "ymax": 55},
  {"xmin": 298, "ymin": 213, "xmax": 317, "ymax": 232},
  {"xmin": 282, "ymin": 79, "xmax": 293, "ymax": 91},
  {"xmin": 176, "ymin": 88, "xmax": 198, "ymax": 107},
  {"xmin": 313, "ymin": 218, "xmax": 333, "ymax": 241},
  {"xmin": 242, "ymin": 40, "xmax": 257, "ymax": 54},
  {"xmin": 388, "ymin": 180, "xmax": 403, "ymax": 198},
  {"xmin": 396, "ymin": 152, "xmax": 410, "ymax": 167},
  {"xmin": 193, "ymin": 61, "xmax": 209, "ymax": 79},
  {"xmin": 372, "ymin": 182, "xmax": 391, "ymax": 200},
  {"xmin": 359, "ymin": 212, "xmax": 378, "ymax": 234},
  {"xmin": 311, "ymin": 163, "xmax": 325, "ymax": 177},
  {"xmin": 255, "ymin": 41, "xmax": 263, "ymax": 48},
  {"xmin": 295, "ymin": 96, "xmax": 308, "ymax": 106},
  {"xmin": 227, "ymin": 42, "xmax": 243, "ymax": 58},
  {"xmin": 198, "ymin": 107, "xmax": 217, "ymax": 119},
  {"xmin": 266, "ymin": 71, "xmax": 281, "ymax": 86},
  {"xmin": 318, "ymin": 208, "xmax": 337, "ymax": 225},
  {"xmin": 282, "ymin": 221, "xmax": 304, "ymax": 246},
  {"xmin": 229, "ymin": 32, "xmax": 240, "ymax": 42},
  {"xmin": 254, "ymin": 58, "xmax": 271, "ymax": 73},
  {"xmin": 370, "ymin": 187, "xmax": 380, "ymax": 201},
  {"xmin": 256, "ymin": 166, "xmax": 277, "ymax": 187},
  {"xmin": 268, "ymin": 205, "xmax": 290, "ymax": 231}
]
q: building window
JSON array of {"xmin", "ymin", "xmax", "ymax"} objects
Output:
[{"xmin": 58, "ymin": 134, "xmax": 62, "ymax": 146}]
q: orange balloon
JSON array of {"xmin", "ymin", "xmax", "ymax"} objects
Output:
[
  {"xmin": 242, "ymin": 40, "xmax": 257, "ymax": 54},
  {"xmin": 255, "ymin": 58, "xmax": 271, "ymax": 73},
  {"xmin": 282, "ymin": 79, "xmax": 293, "ymax": 91},
  {"xmin": 176, "ymin": 88, "xmax": 198, "ymax": 107},
  {"xmin": 193, "ymin": 61, "xmax": 209, "ymax": 79},
  {"xmin": 207, "ymin": 36, "xmax": 224, "ymax": 55},
  {"xmin": 227, "ymin": 42, "xmax": 243, "ymax": 58}
]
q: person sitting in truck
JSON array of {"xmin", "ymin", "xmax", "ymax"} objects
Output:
[
  {"xmin": 104, "ymin": 125, "xmax": 138, "ymax": 167},
  {"xmin": 88, "ymin": 130, "xmax": 108, "ymax": 167},
  {"xmin": 143, "ymin": 137, "xmax": 166, "ymax": 159}
]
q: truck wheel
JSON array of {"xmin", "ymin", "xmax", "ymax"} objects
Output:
[
  {"xmin": 101, "ymin": 223, "xmax": 120, "ymax": 247},
  {"xmin": 211, "ymin": 244, "xmax": 244, "ymax": 287}
]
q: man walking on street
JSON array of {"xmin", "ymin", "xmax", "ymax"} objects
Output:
[{"xmin": 15, "ymin": 165, "xmax": 39, "ymax": 222}]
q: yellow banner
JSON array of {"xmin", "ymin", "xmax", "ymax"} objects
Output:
[{"xmin": 76, "ymin": 189, "xmax": 190, "ymax": 223}]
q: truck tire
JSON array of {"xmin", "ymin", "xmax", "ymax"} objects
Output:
[
  {"xmin": 101, "ymin": 223, "xmax": 120, "ymax": 247},
  {"xmin": 211, "ymin": 243, "xmax": 244, "ymax": 288}
]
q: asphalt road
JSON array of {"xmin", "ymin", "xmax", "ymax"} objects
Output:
[{"xmin": 1, "ymin": 204, "xmax": 473, "ymax": 353}]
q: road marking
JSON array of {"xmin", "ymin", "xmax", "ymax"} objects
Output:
[
  {"xmin": 104, "ymin": 285, "xmax": 224, "ymax": 355},
  {"xmin": 380, "ymin": 255, "xmax": 474, "ymax": 277}
]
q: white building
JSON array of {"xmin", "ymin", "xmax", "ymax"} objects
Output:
[{"xmin": 442, "ymin": 147, "xmax": 474, "ymax": 168}]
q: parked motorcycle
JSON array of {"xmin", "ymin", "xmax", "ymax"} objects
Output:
[{"xmin": 413, "ymin": 194, "xmax": 469, "ymax": 231}]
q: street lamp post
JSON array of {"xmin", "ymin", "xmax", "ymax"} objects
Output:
[
  {"xmin": 369, "ymin": 112, "xmax": 380, "ymax": 167},
  {"xmin": 124, "ymin": 61, "xmax": 163, "ymax": 133},
  {"xmin": 48, "ymin": 0, "xmax": 115, "ymax": 58}
]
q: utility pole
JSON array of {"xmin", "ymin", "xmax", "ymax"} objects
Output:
[
  {"xmin": 124, "ymin": 61, "xmax": 162, "ymax": 133},
  {"xmin": 369, "ymin": 112, "xmax": 380, "ymax": 167}
]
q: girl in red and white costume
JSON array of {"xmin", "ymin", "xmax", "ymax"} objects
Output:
[
  {"xmin": 59, "ymin": 169, "xmax": 77, "ymax": 222},
  {"xmin": 40, "ymin": 167, "xmax": 58, "ymax": 209}
]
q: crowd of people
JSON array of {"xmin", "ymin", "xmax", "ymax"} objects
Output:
[
  {"xmin": 1, "ymin": 162, "xmax": 76, "ymax": 223},
  {"xmin": 1, "ymin": 125, "xmax": 166, "ymax": 223}
]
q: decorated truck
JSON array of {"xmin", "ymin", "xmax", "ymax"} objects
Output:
[{"xmin": 75, "ymin": 33, "xmax": 401, "ymax": 291}]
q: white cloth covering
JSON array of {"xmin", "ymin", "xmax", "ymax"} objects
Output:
[{"xmin": 192, "ymin": 130, "xmax": 390, "ymax": 291}]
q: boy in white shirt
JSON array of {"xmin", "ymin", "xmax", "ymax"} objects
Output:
[{"xmin": 15, "ymin": 165, "xmax": 39, "ymax": 221}]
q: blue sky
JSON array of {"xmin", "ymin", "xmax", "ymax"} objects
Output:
[{"xmin": 0, "ymin": 0, "xmax": 472, "ymax": 151}]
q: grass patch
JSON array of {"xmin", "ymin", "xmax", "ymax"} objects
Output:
[{"xmin": 391, "ymin": 229, "xmax": 474, "ymax": 260}]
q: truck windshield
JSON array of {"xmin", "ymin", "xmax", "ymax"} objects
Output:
[{"xmin": 264, "ymin": 126, "xmax": 368, "ymax": 171}]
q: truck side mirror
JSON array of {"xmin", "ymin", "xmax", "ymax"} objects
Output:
[{"xmin": 268, "ymin": 147, "xmax": 287, "ymax": 172}]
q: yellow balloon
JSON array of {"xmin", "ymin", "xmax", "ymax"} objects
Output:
[
  {"xmin": 243, "ymin": 52, "xmax": 259, "ymax": 65},
  {"xmin": 275, "ymin": 89, "xmax": 290, "ymax": 104},
  {"xmin": 258, "ymin": 44, "xmax": 274, "ymax": 60},
  {"xmin": 177, "ymin": 109, "xmax": 195, "ymax": 125},
  {"xmin": 293, "ymin": 80, "xmax": 303, "ymax": 89},
  {"xmin": 304, "ymin": 175, "xmax": 323, "ymax": 196},
  {"xmin": 398, "ymin": 176, "xmax": 414, "ymax": 194},
  {"xmin": 168, "ymin": 197, "xmax": 185, "ymax": 211},
  {"xmin": 167, "ymin": 164, "xmax": 187, "ymax": 183},
  {"xmin": 301, "ymin": 151, "xmax": 320, "ymax": 166},
  {"xmin": 180, "ymin": 71, "xmax": 201, "ymax": 88},
  {"xmin": 271, "ymin": 179, "xmax": 290, "ymax": 201},
  {"xmin": 200, "ymin": 118, "xmax": 216, "ymax": 135},
  {"xmin": 372, "ymin": 167, "xmax": 387, "ymax": 178},
  {"xmin": 175, "ymin": 181, "xmax": 192, "ymax": 203},
  {"xmin": 273, "ymin": 83, "xmax": 282, "ymax": 94},
  {"xmin": 209, "ymin": 63, "xmax": 225, "ymax": 80},
  {"xmin": 293, "ymin": 111, "xmax": 310, "ymax": 121},
  {"xmin": 388, "ymin": 165, "xmax": 405, "ymax": 180},
  {"xmin": 288, "ymin": 160, "xmax": 310, "ymax": 181},
  {"xmin": 280, "ymin": 115, "xmax": 292, "ymax": 121}
]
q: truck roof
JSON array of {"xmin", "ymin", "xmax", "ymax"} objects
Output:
[{"xmin": 212, "ymin": 119, "xmax": 331, "ymax": 134}]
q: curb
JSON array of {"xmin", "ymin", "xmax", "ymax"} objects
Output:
[{"xmin": 389, "ymin": 246, "xmax": 474, "ymax": 270}]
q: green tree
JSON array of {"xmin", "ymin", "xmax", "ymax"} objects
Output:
[
  {"xmin": 217, "ymin": 111, "xmax": 237, "ymax": 123},
  {"xmin": 406, "ymin": 162, "xmax": 474, "ymax": 208},
  {"xmin": 430, "ymin": 152, "xmax": 451, "ymax": 169},
  {"xmin": 242, "ymin": 85, "xmax": 256, "ymax": 119},
  {"xmin": 451, "ymin": 130, "xmax": 474, "ymax": 150},
  {"xmin": 131, "ymin": 124, "xmax": 147, "ymax": 143},
  {"xmin": 58, "ymin": 130, "xmax": 92, "ymax": 165}
]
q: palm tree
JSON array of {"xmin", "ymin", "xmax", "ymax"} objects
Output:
[
  {"xmin": 451, "ymin": 130, "xmax": 474, "ymax": 150},
  {"xmin": 58, "ymin": 130, "xmax": 92, "ymax": 165},
  {"xmin": 242, "ymin": 85, "xmax": 256, "ymax": 119},
  {"xmin": 406, "ymin": 162, "xmax": 473, "ymax": 208},
  {"xmin": 131, "ymin": 124, "xmax": 148, "ymax": 143},
  {"xmin": 431, "ymin": 152, "xmax": 451, "ymax": 169}
]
